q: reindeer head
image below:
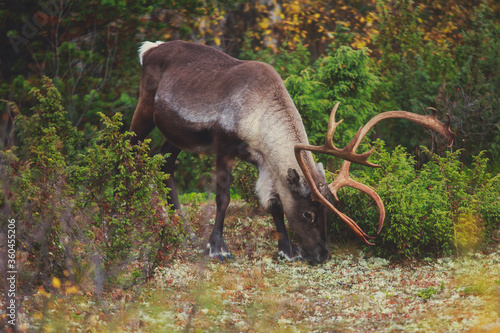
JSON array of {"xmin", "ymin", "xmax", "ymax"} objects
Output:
[
  {"xmin": 293, "ymin": 102, "xmax": 454, "ymax": 253},
  {"xmin": 282, "ymin": 167, "xmax": 330, "ymax": 264}
]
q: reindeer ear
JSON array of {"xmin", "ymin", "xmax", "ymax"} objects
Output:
[
  {"xmin": 287, "ymin": 168, "xmax": 309, "ymax": 197},
  {"xmin": 286, "ymin": 168, "xmax": 301, "ymax": 186}
]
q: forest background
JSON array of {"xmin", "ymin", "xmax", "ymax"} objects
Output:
[{"xmin": 1, "ymin": 0, "xmax": 500, "ymax": 298}]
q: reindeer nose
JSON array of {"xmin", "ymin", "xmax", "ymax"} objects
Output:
[
  {"xmin": 317, "ymin": 247, "xmax": 330, "ymax": 264},
  {"xmin": 303, "ymin": 245, "xmax": 329, "ymax": 265}
]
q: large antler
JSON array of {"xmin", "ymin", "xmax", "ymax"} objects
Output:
[{"xmin": 295, "ymin": 102, "xmax": 454, "ymax": 245}]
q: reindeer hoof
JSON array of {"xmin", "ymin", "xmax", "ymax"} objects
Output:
[
  {"xmin": 278, "ymin": 245, "xmax": 303, "ymax": 262},
  {"xmin": 213, "ymin": 253, "xmax": 233, "ymax": 261},
  {"xmin": 205, "ymin": 243, "xmax": 232, "ymax": 261}
]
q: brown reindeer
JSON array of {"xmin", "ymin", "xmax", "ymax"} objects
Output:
[{"xmin": 130, "ymin": 40, "xmax": 454, "ymax": 264}]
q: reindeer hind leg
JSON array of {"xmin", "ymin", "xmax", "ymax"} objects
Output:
[
  {"xmin": 130, "ymin": 95, "xmax": 155, "ymax": 145},
  {"xmin": 206, "ymin": 151, "xmax": 234, "ymax": 261},
  {"xmin": 160, "ymin": 141, "xmax": 200, "ymax": 243},
  {"xmin": 160, "ymin": 141, "xmax": 182, "ymax": 210}
]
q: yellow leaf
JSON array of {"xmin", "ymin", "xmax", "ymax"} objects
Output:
[
  {"xmin": 65, "ymin": 286, "xmax": 79, "ymax": 294},
  {"xmin": 38, "ymin": 286, "xmax": 51, "ymax": 298},
  {"xmin": 352, "ymin": 39, "xmax": 367, "ymax": 49},
  {"xmin": 258, "ymin": 19, "xmax": 270, "ymax": 29},
  {"xmin": 214, "ymin": 37, "xmax": 221, "ymax": 46},
  {"xmin": 52, "ymin": 277, "xmax": 61, "ymax": 289},
  {"xmin": 291, "ymin": 4, "xmax": 300, "ymax": 12}
]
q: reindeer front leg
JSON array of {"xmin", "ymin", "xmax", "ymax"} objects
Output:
[{"xmin": 206, "ymin": 152, "xmax": 234, "ymax": 261}]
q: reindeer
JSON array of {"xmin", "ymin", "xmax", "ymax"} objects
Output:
[{"xmin": 130, "ymin": 40, "xmax": 454, "ymax": 264}]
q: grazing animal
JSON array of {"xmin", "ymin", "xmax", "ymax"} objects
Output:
[{"xmin": 130, "ymin": 40, "xmax": 454, "ymax": 264}]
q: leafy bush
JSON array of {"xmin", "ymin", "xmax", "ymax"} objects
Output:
[
  {"xmin": 1, "ymin": 77, "xmax": 83, "ymax": 288},
  {"xmin": 231, "ymin": 160, "xmax": 260, "ymax": 208},
  {"xmin": 286, "ymin": 46, "xmax": 379, "ymax": 148},
  {"xmin": 240, "ymin": 40, "xmax": 313, "ymax": 78},
  {"xmin": 436, "ymin": 3, "xmax": 500, "ymax": 166},
  {"xmin": 329, "ymin": 140, "xmax": 500, "ymax": 259},
  {"xmin": 372, "ymin": 0, "xmax": 454, "ymax": 152},
  {"xmin": 372, "ymin": 0, "xmax": 500, "ymax": 164},
  {"xmin": 0, "ymin": 78, "xmax": 182, "ymax": 291},
  {"xmin": 175, "ymin": 152, "xmax": 216, "ymax": 194},
  {"xmin": 73, "ymin": 112, "xmax": 184, "ymax": 281}
]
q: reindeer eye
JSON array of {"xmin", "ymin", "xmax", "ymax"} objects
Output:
[{"xmin": 302, "ymin": 211, "xmax": 315, "ymax": 223}]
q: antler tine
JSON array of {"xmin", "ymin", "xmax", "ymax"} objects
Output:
[
  {"xmin": 324, "ymin": 102, "xmax": 343, "ymax": 150},
  {"xmin": 294, "ymin": 102, "xmax": 380, "ymax": 168},
  {"xmin": 330, "ymin": 162, "xmax": 385, "ymax": 234},
  {"xmin": 426, "ymin": 107, "xmax": 454, "ymax": 148},
  {"xmin": 358, "ymin": 110, "xmax": 455, "ymax": 150},
  {"xmin": 445, "ymin": 114, "xmax": 454, "ymax": 148}
]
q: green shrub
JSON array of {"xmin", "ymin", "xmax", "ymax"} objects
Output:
[
  {"xmin": 0, "ymin": 77, "xmax": 82, "ymax": 287},
  {"xmin": 175, "ymin": 152, "xmax": 215, "ymax": 194},
  {"xmin": 232, "ymin": 160, "xmax": 260, "ymax": 208},
  {"xmin": 1, "ymin": 78, "xmax": 182, "ymax": 291},
  {"xmin": 329, "ymin": 140, "xmax": 500, "ymax": 259},
  {"xmin": 286, "ymin": 46, "xmax": 379, "ymax": 148},
  {"xmin": 437, "ymin": 3, "xmax": 500, "ymax": 166},
  {"xmin": 240, "ymin": 39, "xmax": 313, "ymax": 78},
  {"xmin": 73, "ymin": 112, "xmax": 184, "ymax": 281},
  {"xmin": 371, "ymin": 0, "xmax": 456, "ymax": 154}
]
